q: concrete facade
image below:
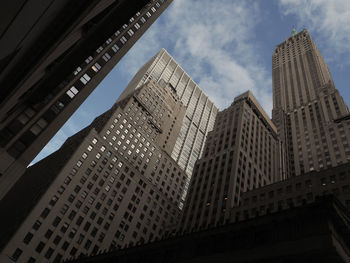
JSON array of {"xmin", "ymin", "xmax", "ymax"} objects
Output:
[
  {"xmin": 0, "ymin": 80, "xmax": 187, "ymax": 263},
  {"xmin": 118, "ymin": 49, "xmax": 219, "ymax": 182},
  {"xmin": 272, "ymin": 29, "xmax": 350, "ymax": 177},
  {"xmin": 180, "ymin": 91, "xmax": 280, "ymax": 231}
]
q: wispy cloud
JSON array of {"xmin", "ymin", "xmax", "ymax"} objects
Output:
[
  {"xmin": 120, "ymin": 0, "xmax": 273, "ymax": 114},
  {"xmin": 278, "ymin": 0, "xmax": 350, "ymax": 64}
]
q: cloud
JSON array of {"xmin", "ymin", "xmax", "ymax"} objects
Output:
[
  {"xmin": 119, "ymin": 0, "xmax": 273, "ymax": 114},
  {"xmin": 278, "ymin": 0, "xmax": 350, "ymax": 64}
]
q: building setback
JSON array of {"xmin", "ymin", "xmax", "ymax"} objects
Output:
[
  {"xmin": 0, "ymin": 79, "xmax": 188, "ymax": 263},
  {"xmin": 272, "ymin": 29, "xmax": 350, "ymax": 178},
  {"xmin": 0, "ymin": 0, "xmax": 173, "ymax": 201},
  {"xmin": 180, "ymin": 91, "xmax": 280, "ymax": 231},
  {"xmin": 118, "ymin": 49, "xmax": 219, "ymax": 182}
]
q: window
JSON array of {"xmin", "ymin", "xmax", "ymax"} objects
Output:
[
  {"xmin": 66, "ymin": 86, "xmax": 79, "ymax": 98},
  {"xmin": 62, "ymin": 241, "xmax": 69, "ymax": 251},
  {"xmin": 53, "ymin": 235, "xmax": 62, "ymax": 245},
  {"xmin": 30, "ymin": 118, "xmax": 48, "ymax": 135},
  {"xmin": 36, "ymin": 241, "xmax": 45, "ymax": 253},
  {"xmin": 33, "ymin": 220, "xmax": 42, "ymax": 230},
  {"xmin": 134, "ymin": 23, "xmax": 140, "ymax": 30},
  {"xmin": 23, "ymin": 232, "xmax": 34, "ymax": 244},
  {"xmin": 45, "ymin": 229, "xmax": 53, "ymax": 239},
  {"xmin": 120, "ymin": 36, "xmax": 127, "ymax": 44},
  {"xmin": 45, "ymin": 247, "xmax": 54, "ymax": 259},
  {"xmin": 127, "ymin": 29, "xmax": 134, "ymax": 36},
  {"xmin": 73, "ymin": 66, "xmax": 82, "ymax": 75},
  {"xmin": 96, "ymin": 46, "xmax": 103, "ymax": 53},
  {"xmin": 85, "ymin": 56, "xmax": 93, "ymax": 64},
  {"xmin": 102, "ymin": 52, "xmax": 111, "ymax": 62},
  {"xmin": 60, "ymin": 222, "xmax": 69, "ymax": 233},
  {"xmin": 112, "ymin": 44, "xmax": 119, "ymax": 53},
  {"xmin": 80, "ymin": 73, "xmax": 91, "ymax": 85},
  {"xmin": 11, "ymin": 248, "xmax": 22, "ymax": 261},
  {"xmin": 52, "ymin": 216, "xmax": 61, "ymax": 227},
  {"xmin": 91, "ymin": 62, "xmax": 101, "ymax": 72}
]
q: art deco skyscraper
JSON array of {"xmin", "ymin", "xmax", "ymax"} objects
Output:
[
  {"xmin": 0, "ymin": 0, "xmax": 173, "ymax": 200},
  {"xmin": 0, "ymin": 79, "xmax": 188, "ymax": 263},
  {"xmin": 181, "ymin": 91, "xmax": 280, "ymax": 231},
  {"xmin": 272, "ymin": 29, "xmax": 350, "ymax": 177}
]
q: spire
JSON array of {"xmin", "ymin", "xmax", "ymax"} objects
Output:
[{"xmin": 291, "ymin": 27, "xmax": 297, "ymax": 36}]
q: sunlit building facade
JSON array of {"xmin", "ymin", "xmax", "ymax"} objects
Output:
[
  {"xmin": 272, "ymin": 29, "xmax": 350, "ymax": 178},
  {"xmin": 119, "ymin": 49, "xmax": 219, "ymax": 198}
]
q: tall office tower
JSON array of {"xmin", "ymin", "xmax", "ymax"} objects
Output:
[
  {"xmin": 0, "ymin": 0, "xmax": 173, "ymax": 200},
  {"xmin": 180, "ymin": 91, "xmax": 280, "ymax": 231},
  {"xmin": 0, "ymin": 79, "xmax": 188, "ymax": 263},
  {"xmin": 272, "ymin": 29, "xmax": 350, "ymax": 178},
  {"xmin": 118, "ymin": 49, "xmax": 218, "ymax": 199}
]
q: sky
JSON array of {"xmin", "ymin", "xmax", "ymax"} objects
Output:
[{"xmin": 32, "ymin": 0, "xmax": 350, "ymax": 164}]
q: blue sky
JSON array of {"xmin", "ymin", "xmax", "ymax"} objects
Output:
[{"xmin": 32, "ymin": 0, "xmax": 350, "ymax": 164}]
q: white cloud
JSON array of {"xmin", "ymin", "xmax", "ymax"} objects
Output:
[
  {"xmin": 278, "ymin": 0, "xmax": 350, "ymax": 64},
  {"xmin": 119, "ymin": 0, "xmax": 273, "ymax": 114}
]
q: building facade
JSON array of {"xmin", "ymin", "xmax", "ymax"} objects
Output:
[
  {"xmin": 272, "ymin": 29, "xmax": 350, "ymax": 177},
  {"xmin": 229, "ymin": 162, "xmax": 350, "ymax": 223},
  {"xmin": 119, "ymin": 49, "xmax": 219, "ymax": 177},
  {"xmin": 0, "ymin": 0, "xmax": 173, "ymax": 201},
  {"xmin": 180, "ymin": 91, "xmax": 280, "ymax": 231},
  {"xmin": 64, "ymin": 197, "xmax": 350, "ymax": 263},
  {"xmin": 0, "ymin": 79, "xmax": 188, "ymax": 263}
]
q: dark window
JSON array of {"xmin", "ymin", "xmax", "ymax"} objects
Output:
[
  {"xmin": 62, "ymin": 241, "xmax": 69, "ymax": 251},
  {"xmin": 11, "ymin": 248, "xmax": 22, "ymax": 261},
  {"xmin": 44, "ymin": 247, "xmax": 54, "ymax": 259},
  {"xmin": 32, "ymin": 220, "xmax": 41, "ymax": 230},
  {"xmin": 52, "ymin": 216, "xmax": 61, "ymax": 227},
  {"xmin": 53, "ymin": 254, "xmax": 63, "ymax": 263},
  {"xmin": 23, "ymin": 232, "xmax": 34, "ymax": 244},
  {"xmin": 76, "ymin": 216, "xmax": 84, "ymax": 226},
  {"xmin": 44, "ymin": 229, "xmax": 53, "ymax": 239},
  {"xmin": 70, "ymin": 247, "xmax": 77, "ymax": 256},
  {"xmin": 53, "ymin": 235, "xmax": 62, "ymax": 245},
  {"xmin": 35, "ymin": 241, "xmax": 45, "ymax": 253}
]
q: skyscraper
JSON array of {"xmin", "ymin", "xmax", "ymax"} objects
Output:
[
  {"xmin": 118, "ymin": 48, "xmax": 219, "ymax": 199},
  {"xmin": 181, "ymin": 91, "xmax": 280, "ymax": 231},
  {"xmin": 0, "ymin": 79, "xmax": 188, "ymax": 263},
  {"xmin": 0, "ymin": 0, "xmax": 173, "ymax": 200},
  {"xmin": 272, "ymin": 29, "xmax": 350, "ymax": 177},
  {"xmin": 52, "ymin": 29, "xmax": 350, "ymax": 263}
]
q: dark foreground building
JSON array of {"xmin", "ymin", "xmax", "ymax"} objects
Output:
[
  {"xmin": 0, "ymin": 0, "xmax": 173, "ymax": 200},
  {"xmin": 64, "ymin": 196, "xmax": 350, "ymax": 263}
]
